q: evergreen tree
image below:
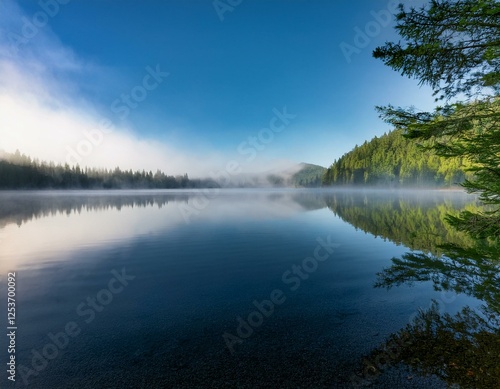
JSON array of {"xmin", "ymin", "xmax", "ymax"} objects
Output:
[
  {"xmin": 374, "ymin": 0, "xmax": 500, "ymax": 238},
  {"xmin": 322, "ymin": 129, "xmax": 473, "ymax": 187}
]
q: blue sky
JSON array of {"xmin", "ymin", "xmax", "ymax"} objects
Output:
[{"xmin": 0, "ymin": 0, "xmax": 434, "ymax": 175}]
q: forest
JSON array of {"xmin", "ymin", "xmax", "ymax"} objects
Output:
[
  {"xmin": 2, "ymin": 139, "xmax": 471, "ymax": 190},
  {"xmin": 322, "ymin": 129, "xmax": 474, "ymax": 187},
  {"xmin": 0, "ymin": 150, "xmax": 328, "ymax": 190},
  {"xmin": 348, "ymin": 2, "xmax": 500, "ymax": 386},
  {"xmin": 0, "ymin": 150, "xmax": 218, "ymax": 189}
]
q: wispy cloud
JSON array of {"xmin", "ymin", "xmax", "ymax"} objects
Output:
[
  {"xmin": 0, "ymin": 1, "xmax": 225, "ymax": 176},
  {"xmin": 0, "ymin": 1, "xmax": 300, "ymax": 179}
]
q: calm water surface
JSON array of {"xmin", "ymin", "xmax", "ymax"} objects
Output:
[{"xmin": 0, "ymin": 189, "xmax": 497, "ymax": 388}]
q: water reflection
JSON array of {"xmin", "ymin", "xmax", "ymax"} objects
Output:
[
  {"xmin": 0, "ymin": 190, "xmax": 325, "ymax": 273},
  {"xmin": 325, "ymin": 190, "xmax": 479, "ymax": 254},
  {"xmin": 0, "ymin": 189, "xmax": 331, "ymax": 230},
  {"xmin": 0, "ymin": 189, "xmax": 495, "ymax": 388},
  {"xmin": 334, "ymin": 191, "xmax": 500, "ymax": 387},
  {"xmin": 0, "ymin": 190, "xmax": 189, "ymax": 230},
  {"xmin": 0, "ymin": 191, "xmax": 190, "ymax": 273}
]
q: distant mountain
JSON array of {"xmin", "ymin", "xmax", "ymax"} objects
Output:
[
  {"xmin": 265, "ymin": 163, "xmax": 326, "ymax": 187},
  {"xmin": 323, "ymin": 129, "xmax": 474, "ymax": 187},
  {"xmin": 289, "ymin": 163, "xmax": 326, "ymax": 187}
]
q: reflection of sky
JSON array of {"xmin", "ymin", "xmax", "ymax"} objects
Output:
[
  {"xmin": 0, "ymin": 190, "xmax": 328, "ymax": 273},
  {"xmin": 0, "ymin": 205, "xmax": 175, "ymax": 272}
]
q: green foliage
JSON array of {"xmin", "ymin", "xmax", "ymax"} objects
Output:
[
  {"xmin": 322, "ymin": 129, "xmax": 473, "ymax": 187},
  {"xmin": 0, "ymin": 150, "xmax": 217, "ymax": 189},
  {"xmin": 342, "ymin": 190, "xmax": 500, "ymax": 387},
  {"xmin": 374, "ymin": 0, "xmax": 500, "ymax": 237}
]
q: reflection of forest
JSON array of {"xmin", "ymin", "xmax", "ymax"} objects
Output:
[
  {"xmin": 0, "ymin": 192, "xmax": 191, "ymax": 229},
  {"xmin": 353, "ymin": 243, "xmax": 500, "ymax": 388},
  {"xmin": 325, "ymin": 190, "xmax": 480, "ymax": 254},
  {"xmin": 291, "ymin": 191, "xmax": 328, "ymax": 211},
  {"xmin": 0, "ymin": 190, "xmax": 330, "ymax": 230},
  {"xmin": 2, "ymin": 190, "xmax": 497, "ymax": 386},
  {"xmin": 338, "ymin": 191, "xmax": 500, "ymax": 388}
]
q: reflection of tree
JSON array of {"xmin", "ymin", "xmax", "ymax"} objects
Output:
[
  {"xmin": 376, "ymin": 244, "xmax": 500, "ymax": 315},
  {"xmin": 291, "ymin": 191, "xmax": 327, "ymax": 211},
  {"xmin": 0, "ymin": 191, "xmax": 322, "ymax": 229},
  {"xmin": 332, "ymin": 191, "xmax": 500, "ymax": 387},
  {"xmin": 326, "ymin": 191, "xmax": 479, "ymax": 254},
  {"xmin": 364, "ymin": 243, "xmax": 500, "ymax": 388}
]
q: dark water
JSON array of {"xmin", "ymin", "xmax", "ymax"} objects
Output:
[{"xmin": 0, "ymin": 189, "xmax": 498, "ymax": 388}]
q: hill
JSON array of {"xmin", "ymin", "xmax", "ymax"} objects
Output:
[
  {"xmin": 266, "ymin": 163, "xmax": 326, "ymax": 187},
  {"xmin": 322, "ymin": 129, "xmax": 473, "ymax": 187},
  {"xmin": 290, "ymin": 163, "xmax": 326, "ymax": 187}
]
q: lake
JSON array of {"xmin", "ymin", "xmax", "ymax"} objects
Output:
[{"xmin": 0, "ymin": 189, "xmax": 498, "ymax": 388}]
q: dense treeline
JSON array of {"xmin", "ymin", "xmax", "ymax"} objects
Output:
[
  {"xmin": 349, "ymin": 2, "xmax": 500, "ymax": 387},
  {"xmin": 322, "ymin": 129, "xmax": 474, "ymax": 187},
  {"xmin": 0, "ymin": 150, "xmax": 218, "ymax": 189}
]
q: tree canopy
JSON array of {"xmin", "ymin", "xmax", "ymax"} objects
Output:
[{"xmin": 322, "ymin": 129, "xmax": 473, "ymax": 187}]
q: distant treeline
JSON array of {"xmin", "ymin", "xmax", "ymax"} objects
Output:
[
  {"xmin": 322, "ymin": 129, "xmax": 474, "ymax": 187},
  {"xmin": 0, "ymin": 150, "xmax": 218, "ymax": 189}
]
